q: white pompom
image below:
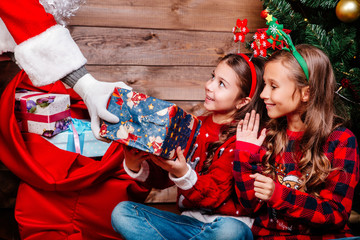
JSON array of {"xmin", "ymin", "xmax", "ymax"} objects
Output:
[{"xmin": 39, "ymin": 0, "xmax": 86, "ymax": 26}]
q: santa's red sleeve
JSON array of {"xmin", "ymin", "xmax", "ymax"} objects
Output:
[{"xmin": 0, "ymin": 0, "xmax": 86, "ymax": 87}]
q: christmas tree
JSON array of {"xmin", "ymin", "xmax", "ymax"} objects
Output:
[{"xmin": 254, "ymin": 0, "xmax": 360, "ymax": 137}]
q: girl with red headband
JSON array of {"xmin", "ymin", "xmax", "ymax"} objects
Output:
[{"xmin": 111, "ymin": 53, "xmax": 267, "ymax": 240}]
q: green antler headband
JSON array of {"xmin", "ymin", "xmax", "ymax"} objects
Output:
[
  {"xmin": 251, "ymin": 14, "xmax": 310, "ymax": 81},
  {"xmin": 279, "ymin": 32, "xmax": 309, "ymax": 81},
  {"xmin": 267, "ymin": 14, "xmax": 309, "ymax": 81}
]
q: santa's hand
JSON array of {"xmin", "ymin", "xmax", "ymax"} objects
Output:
[{"xmin": 73, "ymin": 74, "xmax": 131, "ymax": 140}]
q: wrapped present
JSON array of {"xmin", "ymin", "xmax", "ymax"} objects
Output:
[
  {"xmin": 100, "ymin": 88, "xmax": 201, "ymax": 160},
  {"xmin": 15, "ymin": 89, "xmax": 71, "ymax": 137},
  {"xmin": 43, "ymin": 118, "xmax": 112, "ymax": 157}
]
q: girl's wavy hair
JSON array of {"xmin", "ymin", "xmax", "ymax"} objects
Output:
[
  {"xmin": 200, "ymin": 53, "xmax": 267, "ymax": 174},
  {"xmin": 262, "ymin": 44, "xmax": 344, "ymax": 196}
]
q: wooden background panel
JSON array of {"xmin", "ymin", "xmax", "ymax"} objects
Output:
[
  {"xmin": 86, "ymin": 65, "xmax": 212, "ymax": 100},
  {"xmin": 171, "ymin": 100, "xmax": 206, "ymax": 116},
  {"xmin": 66, "ymin": 0, "xmax": 266, "ymax": 109},
  {"xmin": 69, "ymin": 26, "xmax": 254, "ymax": 66},
  {"xmin": 87, "ymin": 65, "xmax": 208, "ymax": 114},
  {"xmin": 70, "ymin": 0, "xmax": 266, "ymax": 32}
]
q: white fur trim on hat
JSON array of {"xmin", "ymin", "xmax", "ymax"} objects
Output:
[
  {"xmin": 40, "ymin": 0, "xmax": 86, "ymax": 26},
  {"xmin": 283, "ymin": 175, "xmax": 300, "ymax": 183},
  {"xmin": 14, "ymin": 24, "xmax": 87, "ymax": 86},
  {"xmin": 0, "ymin": 18, "xmax": 16, "ymax": 54}
]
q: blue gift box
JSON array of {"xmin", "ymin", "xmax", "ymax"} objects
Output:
[
  {"xmin": 44, "ymin": 118, "xmax": 111, "ymax": 157},
  {"xmin": 99, "ymin": 88, "xmax": 201, "ymax": 160}
]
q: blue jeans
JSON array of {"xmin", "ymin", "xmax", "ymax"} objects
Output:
[{"xmin": 111, "ymin": 201, "xmax": 253, "ymax": 240}]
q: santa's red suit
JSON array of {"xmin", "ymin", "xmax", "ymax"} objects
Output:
[
  {"xmin": 0, "ymin": 0, "xmax": 86, "ymax": 86},
  {"xmin": 0, "ymin": 1, "xmax": 150, "ymax": 239}
]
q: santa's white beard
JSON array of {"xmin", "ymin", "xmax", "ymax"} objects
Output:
[{"xmin": 39, "ymin": 0, "xmax": 86, "ymax": 26}]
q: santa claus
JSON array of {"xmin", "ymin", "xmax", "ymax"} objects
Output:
[
  {"xmin": 0, "ymin": 1, "xmax": 150, "ymax": 239},
  {"xmin": 0, "ymin": 0, "xmax": 131, "ymax": 140}
]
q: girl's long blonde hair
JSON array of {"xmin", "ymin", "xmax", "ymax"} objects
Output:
[{"xmin": 262, "ymin": 44, "xmax": 344, "ymax": 196}]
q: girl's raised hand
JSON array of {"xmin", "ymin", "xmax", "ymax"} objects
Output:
[
  {"xmin": 237, "ymin": 110, "xmax": 266, "ymax": 146},
  {"xmin": 149, "ymin": 147, "xmax": 188, "ymax": 178},
  {"xmin": 123, "ymin": 146, "xmax": 149, "ymax": 173},
  {"xmin": 250, "ymin": 173, "xmax": 275, "ymax": 201}
]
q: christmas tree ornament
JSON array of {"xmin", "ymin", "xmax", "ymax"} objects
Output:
[
  {"xmin": 341, "ymin": 78, "xmax": 350, "ymax": 88},
  {"xmin": 335, "ymin": 0, "xmax": 360, "ymax": 23},
  {"xmin": 260, "ymin": 9, "xmax": 269, "ymax": 19}
]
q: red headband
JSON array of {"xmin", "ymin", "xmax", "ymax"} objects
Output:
[{"xmin": 238, "ymin": 53, "xmax": 257, "ymax": 98}]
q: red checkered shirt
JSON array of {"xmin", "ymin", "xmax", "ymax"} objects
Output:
[{"xmin": 233, "ymin": 127, "xmax": 360, "ymax": 239}]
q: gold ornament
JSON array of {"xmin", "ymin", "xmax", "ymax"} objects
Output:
[{"xmin": 336, "ymin": 0, "xmax": 360, "ymax": 23}]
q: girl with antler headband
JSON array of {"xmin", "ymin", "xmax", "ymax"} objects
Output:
[{"xmin": 234, "ymin": 15, "xmax": 359, "ymax": 239}]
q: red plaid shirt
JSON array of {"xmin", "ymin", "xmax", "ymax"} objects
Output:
[{"xmin": 233, "ymin": 127, "xmax": 360, "ymax": 239}]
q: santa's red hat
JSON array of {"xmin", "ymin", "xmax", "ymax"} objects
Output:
[
  {"xmin": 0, "ymin": 0, "xmax": 86, "ymax": 86},
  {"xmin": 283, "ymin": 170, "xmax": 303, "ymax": 183}
]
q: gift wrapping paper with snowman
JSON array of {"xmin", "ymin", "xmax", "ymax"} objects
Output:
[{"xmin": 100, "ymin": 88, "xmax": 201, "ymax": 160}]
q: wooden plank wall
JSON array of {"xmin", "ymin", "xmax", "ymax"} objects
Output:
[{"xmin": 68, "ymin": 0, "xmax": 266, "ymax": 114}]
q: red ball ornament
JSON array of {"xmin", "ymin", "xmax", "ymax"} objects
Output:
[
  {"xmin": 261, "ymin": 9, "xmax": 269, "ymax": 19},
  {"xmin": 341, "ymin": 78, "xmax": 350, "ymax": 88}
]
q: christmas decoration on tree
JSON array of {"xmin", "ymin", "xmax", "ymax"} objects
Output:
[
  {"xmin": 257, "ymin": 0, "xmax": 360, "ymax": 139},
  {"xmin": 336, "ymin": 0, "xmax": 360, "ymax": 23}
]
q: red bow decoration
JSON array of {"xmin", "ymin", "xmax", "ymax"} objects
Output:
[{"xmin": 232, "ymin": 19, "xmax": 249, "ymax": 43}]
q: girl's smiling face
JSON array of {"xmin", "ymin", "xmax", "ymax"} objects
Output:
[
  {"xmin": 260, "ymin": 61, "xmax": 304, "ymax": 123},
  {"xmin": 204, "ymin": 61, "xmax": 245, "ymax": 124}
]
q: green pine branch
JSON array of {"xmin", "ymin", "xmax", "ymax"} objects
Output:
[{"xmin": 299, "ymin": 0, "xmax": 338, "ymax": 9}]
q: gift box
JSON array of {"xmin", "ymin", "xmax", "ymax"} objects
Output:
[
  {"xmin": 15, "ymin": 89, "xmax": 71, "ymax": 137},
  {"xmin": 43, "ymin": 118, "xmax": 112, "ymax": 157},
  {"xmin": 100, "ymin": 88, "xmax": 201, "ymax": 160}
]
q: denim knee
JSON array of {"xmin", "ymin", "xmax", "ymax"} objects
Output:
[
  {"xmin": 111, "ymin": 201, "xmax": 137, "ymax": 233},
  {"xmin": 209, "ymin": 217, "xmax": 253, "ymax": 240}
]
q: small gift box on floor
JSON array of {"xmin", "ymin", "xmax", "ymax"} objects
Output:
[
  {"xmin": 15, "ymin": 89, "xmax": 71, "ymax": 137},
  {"xmin": 100, "ymin": 88, "xmax": 201, "ymax": 160},
  {"xmin": 43, "ymin": 118, "xmax": 112, "ymax": 157}
]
